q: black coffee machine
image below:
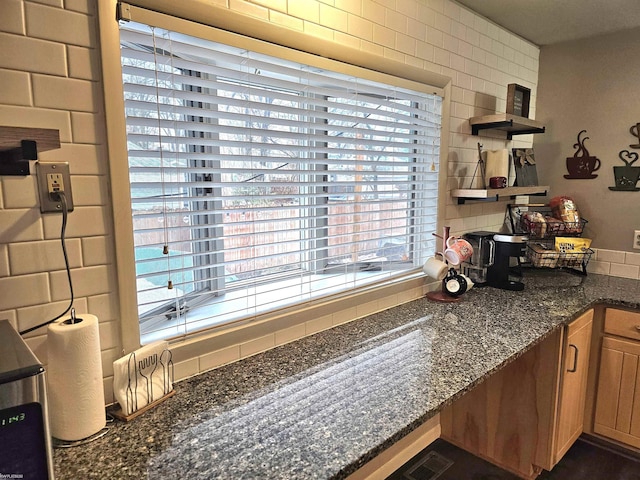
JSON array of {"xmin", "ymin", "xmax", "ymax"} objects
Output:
[
  {"xmin": 486, "ymin": 234, "xmax": 527, "ymax": 291},
  {"xmin": 461, "ymin": 231, "xmax": 495, "ymax": 287}
]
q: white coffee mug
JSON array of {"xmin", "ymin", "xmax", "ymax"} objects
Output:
[
  {"xmin": 444, "ymin": 236, "xmax": 473, "ymax": 265},
  {"xmin": 422, "ymin": 257, "xmax": 448, "ymax": 280}
]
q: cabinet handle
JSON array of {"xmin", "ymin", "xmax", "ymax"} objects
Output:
[
  {"xmin": 635, "ymin": 325, "xmax": 640, "ymax": 332},
  {"xmin": 568, "ymin": 344, "xmax": 579, "ymax": 373}
]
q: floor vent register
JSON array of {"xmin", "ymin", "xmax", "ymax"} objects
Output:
[{"xmin": 403, "ymin": 451, "xmax": 454, "ymax": 480}]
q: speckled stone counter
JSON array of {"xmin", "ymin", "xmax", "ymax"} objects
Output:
[{"xmin": 54, "ymin": 272, "xmax": 640, "ymax": 479}]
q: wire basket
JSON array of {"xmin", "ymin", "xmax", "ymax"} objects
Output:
[
  {"xmin": 526, "ymin": 244, "xmax": 594, "ymax": 270},
  {"xmin": 516, "ymin": 209, "xmax": 587, "ymax": 239}
]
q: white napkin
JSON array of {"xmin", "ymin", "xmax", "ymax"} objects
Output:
[{"xmin": 113, "ymin": 341, "xmax": 172, "ymax": 416}]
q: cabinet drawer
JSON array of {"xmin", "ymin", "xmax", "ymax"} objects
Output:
[{"xmin": 604, "ymin": 308, "xmax": 640, "ymax": 341}]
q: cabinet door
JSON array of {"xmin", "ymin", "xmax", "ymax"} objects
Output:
[
  {"xmin": 554, "ymin": 309, "xmax": 593, "ymax": 463},
  {"xmin": 594, "ymin": 335, "xmax": 640, "ymax": 449}
]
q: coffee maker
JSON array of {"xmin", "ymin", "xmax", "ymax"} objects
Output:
[
  {"xmin": 486, "ymin": 234, "xmax": 527, "ymax": 291},
  {"xmin": 0, "ymin": 320, "xmax": 55, "ymax": 479},
  {"xmin": 461, "ymin": 231, "xmax": 496, "ymax": 286}
]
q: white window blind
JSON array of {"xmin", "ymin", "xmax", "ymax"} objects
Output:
[{"xmin": 119, "ymin": 21, "xmax": 442, "ymax": 343}]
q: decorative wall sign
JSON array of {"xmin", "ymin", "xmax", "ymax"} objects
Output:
[
  {"xmin": 506, "ymin": 84, "xmax": 531, "ymax": 118},
  {"xmin": 564, "ymin": 130, "xmax": 601, "ymax": 179},
  {"xmin": 609, "ymin": 150, "xmax": 640, "ymax": 191},
  {"xmin": 512, "ymin": 148, "xmax": 538, "ymax": 186},
  {"xmin": 609, "ymin": 123, "xmax": 640, "ymax": 191}
]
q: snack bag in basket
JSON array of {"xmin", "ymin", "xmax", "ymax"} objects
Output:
[{"xmin": 550, "ymin": 196, "xmax": 581, "ymax": 232}]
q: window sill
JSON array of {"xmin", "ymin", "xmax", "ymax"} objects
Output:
[{"xmin": 140, "ymin": 269, "xmax": 420, "ymax": 345}]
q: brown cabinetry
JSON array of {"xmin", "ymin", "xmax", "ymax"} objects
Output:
[
  {"xmin": 594, "ymin": 308, "xmax": 640, "ymax": 449},
  {"xmin": 555, "ymin": 312, "xmax": 593, "ymax": 460},
  {"xmin": 441, "ymin": 310, "xmax": 593, "ymax": 479}
]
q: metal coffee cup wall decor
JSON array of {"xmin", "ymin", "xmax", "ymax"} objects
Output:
[
  {"xmin": 564, "ymin": 130, "xmax": 601, "ymax": 179},
  {"xmin": 609, "ymin": 150, "xmax": 640, "ymax": 191},
  {"xmin": 630, "ymin": 122, "xmax": 640, "ymax": 148},
  {"xmin": 609, "ymin": 123, "xmax": 640, "ymax": 191}
]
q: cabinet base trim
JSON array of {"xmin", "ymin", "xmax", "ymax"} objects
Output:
[
  {"xmin": 346, "ymin": 414, "xmax": 440, "ymax": 480},
  {"xmin": 594, "ymin": 424, "xmax": 640, "ymax": 450},
  {"xmin": 440, "ymin": 435, "xmax": 543, "ymax": 480}
]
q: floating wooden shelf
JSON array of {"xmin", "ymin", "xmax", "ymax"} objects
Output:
[
  {"xmin": 0, "ymin": 126, "xmax": 60, "ymax": 152},
  {"xmin": 0, "ymin": 126, "xmax": 61, "ymax": 175},
  {"xmin": 469, "ymin": 113, "xmax": 545, "ymax": 139},
  {"xmin": 452, "ymin": 185, "xmax": 549, "ymax": 204}
]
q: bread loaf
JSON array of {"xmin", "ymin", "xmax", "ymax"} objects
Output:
[{"xmin": 550, "ymin": 196, "xmax": 581, "ymax": 232}]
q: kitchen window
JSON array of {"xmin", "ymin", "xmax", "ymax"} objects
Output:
[{"xmin": 119, "ymin": 20, "xmax": 442, "ymax": 343}]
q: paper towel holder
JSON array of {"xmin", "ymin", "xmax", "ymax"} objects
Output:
[{"xmin": 62, "ymin": 308, "xmax": 82, "ymax": 325}]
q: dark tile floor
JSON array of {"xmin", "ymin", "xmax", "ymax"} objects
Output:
[{"xmin": 388, "ymin": 436, "xmax": 640, "ymax": 480}]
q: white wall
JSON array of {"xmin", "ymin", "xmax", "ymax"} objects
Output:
[{"xmin": 0, "ymin": 0, "xmax": 541, "ymax": 401}]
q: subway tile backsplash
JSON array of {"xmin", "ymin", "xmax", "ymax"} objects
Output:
[
  {"xmin": 172, "ymin": 249, "xmax": 640, "ymax": 383},
  {"xmin": 173, "ymin": 283, "xmax": 430, "ymax": 383},
  {"xmin": 587, "ymin": 249, "xmax": 640, "ymax": 280}
]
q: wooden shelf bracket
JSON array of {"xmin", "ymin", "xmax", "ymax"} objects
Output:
[{"xmin": 469, "ymin": 114, "xmax": 546, "ymax": 140}]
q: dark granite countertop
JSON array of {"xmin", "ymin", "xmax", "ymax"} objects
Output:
[{"xmin": 54, "ymin": 271, "xmax": 640, "ymax": 479}]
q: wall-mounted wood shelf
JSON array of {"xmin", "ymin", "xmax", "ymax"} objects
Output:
[
  {"xmin": 0, "ymin": 126, "xmax": 60, "ymax": 152},
  {"xmin": 469, "ymin": 113, "xmax": 545, "ymax": 139},
  {"xmin": 452, "ymin": 185, "xmax": 549, "ymax": 204},
  {"xmin": 0, "ymin": 126, "xmax": 60, "ymax": 175}
]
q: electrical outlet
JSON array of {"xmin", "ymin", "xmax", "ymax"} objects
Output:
[
  {"xmin": 47, "ymin": 173, "xmax": 64, "ymax": 196},
  {"xmin": 36, "ymin": 162, "xmax": 74, "ymax": 213},
  {"xmin": 634, "ymin": 230, "xmax": 640, "ymax": 250}
]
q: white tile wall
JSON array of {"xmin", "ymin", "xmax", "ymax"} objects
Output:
[
  {"xmin": 0, "ymin": 0, "xmax": 635, "ymax": 399},
  {"xmin": 171, "ymin": 280, "xmax": 431, "ymax": 382},
  {"xmin": 306, "ymin": 314, "xmax": 333, "ymax": 335},
  {"xmin": 0, "ymin": 69, "xmax": 32, "ymax": 106},
  {"xmin": 0, "ymin": 272, "xmax": 50, "ymax": 309},
  {"xmin": 9, "ymin": 238, "xmax": 82, "ymax": 274},
  {"xmin": 275, "ymin": 324, "xmax": 306, "ymax": 346},
  {"xmin": 0, "ymin": 32, "xmax": 67, "ymax": 75},
  {"xmin": 0, "ymin": 245, "xmax": 10, "ymax": 277},
  {"xmin": 200, "ymin": 345, "xmax": 241, "ymax": 372},
  {"xmin": 2, "ymin": 176, "xmax": 38, "ymax": 208},
  {"xmin": 627, "ymin": 252, "xmax": 640, "ymax": 267},
  {"xmin": 588, "ymin": 249, "xmax": 640, "ymax": 280},
  {"xmin": 0, "ymin": 1, "xmax": 117, "ymax": 404},
  {"xmin": 32, "ymin": 75, "xmax": 98, "ymax": 112},
  {"xmin": 24, "ymin": 2, "xmax": 96, "ymax": 47}
]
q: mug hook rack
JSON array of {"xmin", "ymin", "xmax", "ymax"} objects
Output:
[{"xmin": 426, "ymin": 225, "xmax": 462, "ymax": 303}]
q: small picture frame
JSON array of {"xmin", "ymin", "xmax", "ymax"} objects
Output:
[{"xmin": 506, "ymin": 83, "xmax": 531, "ymax": 118}]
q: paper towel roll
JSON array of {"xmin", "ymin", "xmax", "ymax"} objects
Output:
[{"xmin": 47, "ymin": 314, "xmax": 105, "ymax": 441}]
